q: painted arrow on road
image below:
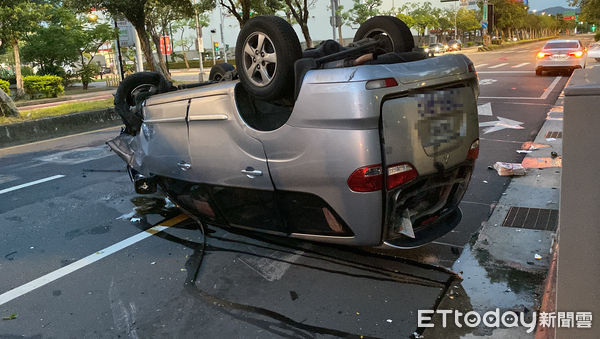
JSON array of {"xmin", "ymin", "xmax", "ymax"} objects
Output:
[{"xmin": 479, "ymin": 117, "xmax": 524, "ymax": 134}]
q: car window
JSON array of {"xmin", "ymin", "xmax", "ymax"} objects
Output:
[{"xmin": 544, "ymin": 42, "xmax": 579, "ymax": 49}]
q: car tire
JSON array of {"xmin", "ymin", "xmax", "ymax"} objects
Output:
[
  {"xmin": 535, "ymin": 69, "xmax": 543, "ymax": 76},
  {"xmin": 235, "ymin": 16, "xmax": 301, "ymax": 101},
  {"xmin": 114, "ymin": 72, "xmax": 172, "ymax": 135},
  {"xmin": 353, "ymin": 16, "xmax": 414, "ymax": 53},
  {"xmin": 209, "ymin": 62, "xmax": 235, "ymax": 81}
]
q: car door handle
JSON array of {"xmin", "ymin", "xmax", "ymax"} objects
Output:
[
  {"xmin": 241, "ymin": 167, "xmax": 262, "ymax": 178},
  {"xmin": 177, "ymin": 161, "xmax": 191, "ymax": 171}
]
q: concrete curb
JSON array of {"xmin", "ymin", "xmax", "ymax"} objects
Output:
[{"xmin": 0, "ymin": 107, "xmax": 122, "ymax": 148}]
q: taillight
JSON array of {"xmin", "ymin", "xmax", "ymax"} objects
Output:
[
  {"xmin": 569, "ymin": 50, "xmax": 584, "ymax": 58},
  {"xmin": 386, "ymin": 163, "xmax": 418, "ymax": 190},
  {"xmin": 366, "ymin": 78, "xmax": 398, "ymax": 90},
  {"xmin": 347, "ymin": 164, "xmax": 383, "ymax": 192},
  {"xmin": 347, "ymin": 162, "xmax": 418, "ymax": 192},
  {"xmin": 537, "ymin": 52, "xmax": 551, "ymax": 59},
  {"xmin": 467, "ymin": 139, "xmax": 479, "ymax": 160}
]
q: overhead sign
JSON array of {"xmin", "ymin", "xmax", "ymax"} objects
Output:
[{"xmin": 159, "ymin": 36, "xmax": 172, "ymax": 55}]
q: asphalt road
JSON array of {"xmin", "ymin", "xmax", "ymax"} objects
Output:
[{"xmin": 1, "ymin": 38, "xmax": 595, "ymax": 338}]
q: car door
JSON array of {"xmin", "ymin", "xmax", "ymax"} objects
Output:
[{"xmin": 187, "ymin": 93, "xmax": 285, "ymax": 233}]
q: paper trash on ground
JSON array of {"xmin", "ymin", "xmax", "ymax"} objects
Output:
[{"xmin": 493, "ymin": 162, "xmax": 526, "ymax": 176}]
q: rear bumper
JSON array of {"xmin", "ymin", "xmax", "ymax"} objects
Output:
[
  {"xmin": 382, "ymin": 161, "xmax": 473, "ymax": 248},
  {"xmin": 536, "ymin": 58, "xmax": 585, "ymax": 70}
]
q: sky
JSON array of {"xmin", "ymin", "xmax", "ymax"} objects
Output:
[{"xmin": 194, "ymin": 0, "xmax": 575, "ymax": 51}]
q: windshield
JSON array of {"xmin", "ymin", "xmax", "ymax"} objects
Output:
[{"xmin": 544, "ymin": 42, "xmax": 579, "ymax": 49}]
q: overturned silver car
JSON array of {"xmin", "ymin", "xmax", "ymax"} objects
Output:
[{"xmin": 108, "ymin": 16, "xmax": 479, "ymax": 248}]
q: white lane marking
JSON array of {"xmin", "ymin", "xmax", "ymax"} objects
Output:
[
  {"xmin": 488, "ymin": 63, "xmax": 509, "ymax": 69},
  {"xmin": 479, "ymin": 117, "xmax": 524, "ymax": 134},
  {"xmin": 477, "ymin": 71, "xmax": 531, "ymax": 74},
  {"xmin": 475, "ymin": 63, "xmax": 488, "ymax": 69},
  {"xmin": 477, "ymin": 102, "xmax": 493, "ymax": 116},
  {"xmin": 479, "ymin": 79, "xmax": 498, "ymax": 86},
  {"xmin": 541, "ymin": 77, "xmax": 562, "ymax": 100},
  {"xmin": 512, "ymin": 62, "xmax": 530, "ymax": 68},
  {"xmin": 0, "ymin": 175, "xmax": 65, "ymax": 195},
  {"xmin": 479, "ymin": 96, "xmax": 540, "ymax": 100},
  {"xmin": 0, "ymin": 214, "xmax": 186, "ymax": 306}
]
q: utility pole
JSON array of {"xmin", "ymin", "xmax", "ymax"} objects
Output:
[
  {"xmin": 330, "ymin": 0, "xmax": 337, "ymax": 41},
  {"xmin": 113, "ymin": 19, "xmax": 125, "ymax": 81},
  {"xmin": 219, "ymin": 6, "xmax": 227, "ymax": 63},
  {"xmin": 194, "ymin": 0, "xmax": 205, "ymax": 82}
]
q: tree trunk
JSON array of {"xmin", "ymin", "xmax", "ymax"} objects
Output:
[
  {"xmin": 150, "ymin": 33, "xmax": 171, "ymax": 80},
  {"xmin": 12, "ymin": 39, "xmax": 24, "ymax": 98},
  {"xmin": 300, "ymin": 23, "xmax": 313, "ymax": 48},
  {"xmin": 183, "ymin": 51, "xmax": 190, "ymax": 69},
  {"xmin": 134, "ymin": 25, "xmax": 156, "ymax": 72},
  {"xmin": 0, "ymin": 87, "xmax": 19, "ymax": 117},
  {"xmin": 337, "ymin": 25, "xmax": 343, "ymax": 46}
]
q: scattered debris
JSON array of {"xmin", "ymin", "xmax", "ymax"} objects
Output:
[
  {"xmin": 516, "ymin": 150, "xmax": 532, "ymax": 154},
  {"xmin": 522, "ymin": 157, "xmax": 562, "ymax": 169},
  {"xmin": 521, "ymin": 142, "xmax": 550, "ymax": 150},
  {"xmin": 386, "ymin": 319, "xmax": 393, "ymax": 323},
  {"xmin": 551, "ymin": 151, "xmax": 558, "ymax": 158},
  {"xmin": 130, "ymin": 217, "xmax": 142, "ymax": 223},
  {"xmin": 534, "ymin": 254, "xmax": 543, "ymax": 260},
  {"xmin": 546, "ymin": 138, "xmax": 557, "ymax": 142},
  {"xmin": 2, "ymin": 313, "xmax": 18, "ymax": 321},
  {"xmin": 150, "ymin": 261, "xmax": 156, "ymax": 265},
  {"xmin": 483, "ymin": 180, "xmax": 489, "ymax": 184},
  {"xmin": 493, "ymin": 162, "xmax": 526, "ymax": 176}
]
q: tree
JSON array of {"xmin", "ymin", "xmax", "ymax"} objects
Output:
[
  {"xmin": 571, "ymin": 0, "xmax": 600, "ymax": 23},
  {"xmin": 456, "ymin": 8, "xmax": 480, "ymax": 35},
  {"xmin": 22, "ymin": 6, "xmax": 116, "ymax": 89},
  {"xmin": 283, "ymin": 0, "xmax": 316, "ymax": 48},
  {"xmin": 144, "ymin": 0, "xmax": 198, "ymax": 79},
  {"xmin": 408, "ymin": 2, "xmax": 438, "ymax": 39},
  {"xmin": 66, "ymin": 0, "xmax": 158, "ymax": 74},
  {"xmin": 343, "ymin": 0, "xmax": 382, "ymax": 28},
  {"xmin": 0, "ymin": 0, "xmax": 50, "ymax": 97},
  {"xmin": 219, "ymin": 0, "xmax": 284, "ymax": 27}
]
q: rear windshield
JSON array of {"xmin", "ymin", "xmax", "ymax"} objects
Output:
[{"xmin": 544, "ymin": 42, "xmax": 579, "ymax": 49}]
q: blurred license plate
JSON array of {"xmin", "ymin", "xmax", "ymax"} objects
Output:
[{"xmin": 551, "ymin": 54, "xmax": 568, "ymax": 60}]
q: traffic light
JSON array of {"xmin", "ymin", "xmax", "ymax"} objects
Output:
[{"xmin": 214, "ymin": 42, "xmax": 219, "ymax": 51}]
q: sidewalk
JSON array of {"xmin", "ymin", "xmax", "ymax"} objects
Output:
[{"xmin": 422, "ymin": 92, "xmax": 564, "ymax": 338}]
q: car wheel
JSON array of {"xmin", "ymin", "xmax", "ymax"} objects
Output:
[
  {"xmin": 209, "ymin": 62, "xmax": 235, "ymax": 82},
  {"xmin": 353, "ymin": 16, "xmax": 414, "ymax": 53},
  {"xmin": 235, "ymin": 16, "xmax": 301, "ymax": 101},
  {"xmin": 114, "ymin": 72, "xmax": 172, "ymax": 135},
  {"xmin": 535, "ymin": 69, "xmax": 542, "ymax": 76}
]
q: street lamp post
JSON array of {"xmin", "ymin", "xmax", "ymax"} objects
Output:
[
  {"xmin": 219, "ymin": 6, "xmax": 227, "ymax": 63},
  {"xmin": 193, "ymin": 0, "xmax": 205, "ymax": 82}
]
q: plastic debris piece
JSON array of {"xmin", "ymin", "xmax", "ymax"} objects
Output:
[
  {"xmin": 534, "ymin": 254, "xmax": 542, "ymax": 260},
  {"xmin": 130, "ymin": 217, "xmax": 141, "ymax": 223},
  {"xmin": 546, "ymin": 138, "xmax": 556, "ymax": 142},
  {"xmin": 516, "ymin": 150, "xmax": 532, "ymax": 154},
  {"xmin": 150, "ymin": 261, "xmax": 156, "ymax": 265},
  {"xmin": 2, "ymin": 313, "xmax": 18, "ymax": 321},
  {"xmin": 483, "ymin": 180, "xmax": 488, "ymax": 183},
  {"xmin": 386, "ymin": 319, "xmax": 393, "ymax": 323},
  {"xmin": 551, "ymin": 151, "xmax": 558, "ymax": 158},
  {"xmin": 493, "ymin": 162, "xmax": 526, "ymax": 176}
]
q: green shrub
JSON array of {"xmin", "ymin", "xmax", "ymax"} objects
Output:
[
  {"xmin": 467, "ymin": 41, "xmax": 475, "ymax": 47},
  {"xmin": 0, "ymin": 79, "xmax": 9, "ymax": 95},
  {"xmin": 21, "ymin": 66, "xmax": 35, "ymax": 77},
  {"xmin": 23, "ymin": 75, "xmax": 64, "ymax": 98}
]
